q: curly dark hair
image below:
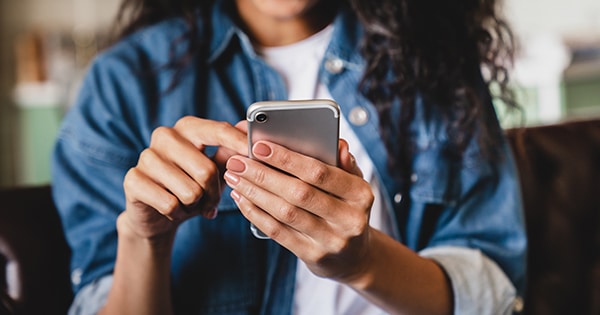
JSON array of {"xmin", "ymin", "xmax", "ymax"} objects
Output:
[
  {"xmin": 349, "ymin": 0, "xmax": 518, "ymax": 176},
  {"xmin": 112, "ymin": 0, "xmax": 518, "ymax": 178}
]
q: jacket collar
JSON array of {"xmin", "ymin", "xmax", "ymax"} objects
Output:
[
  {"xmin": 206, "ymin": 0, "xmax": 364, "ymax": 66},
  {"xmin": 207, "ymin": 0, "xmax": 239, "ymax": 63}
]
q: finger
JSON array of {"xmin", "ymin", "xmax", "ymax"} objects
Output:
[
  {"xmin": 173, "ymin": 117, "xmax": 248, "ymax": 156},
  {"xmin": 225, "ymin": 172, "xmax": 321, "ymax": 232},
  {"xmin": 149, "ymin": 127, "xmax": 223, "ymax": 212},
  {"xmin": 251, "ymin": 141, "xmax": 372, "ymax": 200},
  {"xmin": 213, "ymin": 120, "xmax": 249, "ymax": 169},
  {"xmin": 338, "ymin": 139, "xmax": 363, "ymax": 178},
  {"xmin": 229, "ymin": 187, "xmax": 310, "ymax": 247},
  {"xmin": 124, "ymin": 167, "xmax": 185, "ymax": 222},
  {"xmin": 224, "ymin": 162, "xmax": 335, "ymax": 237},
  {"xmin": 234, "ymin": 120, "xmax": 248, "ymax": 133},
  {"xmin": 225, "ymin": 156, "xmax": 344, "ymax": 220},
  {"xmin": 138, "ymin": 148, "xmax": 204, "ymax": 208},
  {"xmin": 229, "ymin": 187, "xmax": 343, "ymax": 266}
]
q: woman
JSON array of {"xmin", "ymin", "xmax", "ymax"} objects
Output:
[{"xmin": 52, "ymin": 0, "xmax": 527, "ymax": 314}]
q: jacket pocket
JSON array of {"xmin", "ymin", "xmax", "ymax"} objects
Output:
[{"xmin": 409, "ymin": 145, "xmax": 459, "ymax": 207}]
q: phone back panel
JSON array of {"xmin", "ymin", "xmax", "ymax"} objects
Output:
[{"xmin": 247, "ymin": 100, "xmax": 340, "ymax": 166}]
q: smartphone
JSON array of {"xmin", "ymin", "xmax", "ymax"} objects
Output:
[{"xmin": 246, "ymin": 99, "xmax": 341, "ymax": 239}]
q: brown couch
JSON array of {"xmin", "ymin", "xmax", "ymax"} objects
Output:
[
  {"xmin": 0, "ymin": 186, "xmax": 72, "ymax": 315},
  {"xmin": 506, "ymin": 119, "xmax": 600, "ymax": 315},
  {"xmin": 1, "ymin": 119, "xmax": 599, "ymax": 315}
]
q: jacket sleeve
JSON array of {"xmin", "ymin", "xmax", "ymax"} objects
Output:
[
  {"xmin": 51, "ymin": 50, "xmax": 150, "ymax": 294},
  {"xmin": 403, "ymin": 95, "xmax": 527, "ymax": 314}
]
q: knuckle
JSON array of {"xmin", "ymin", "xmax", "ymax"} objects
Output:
[
  {"xmin": 253, "ymin": 167, "xmax": 267, "ymax": 186},
  {"xmin": 346, "ymin": 217, "xmax": 367, "ymax": 238},
  {"xmin": 263, "ymin": 223, "xmax": 282, "ymax": 240},
  {"xmin": 276, "ymin": 149, "xmax": 293, "ymax": 168},
  {"xmin": 215, "ymin": 120, "xmax": 233, "ymax": 132},
  {"xmin": 243, "ymin": 184, "xmax": 259, "ymax": 201},
  {"xmin": 279, "ymin": 204, "xmax": 299, "ymax": 225},
  {"xmin": 290, "ymin": 183, "xmax": 314, "ymax": 205},
  {"xmin": 150, "ymin": 126, "xmax": 174, "ymax": 146},
  {"xmin": 189, "ymin": 167, "xmax": 209, "ymax": 182},
  {"xmin": 124, "ymin": 167, "xmax": 137, "ymax": 182},
  {"xmin": 160, "ymin": 194, "xmax": 180, "ymax": 216},
  {"xmin": 181, "ymin": 184, "xmax": 203, "ymax": 206},
  {"xmin": 327, "ymin": 235, "xmax": 348, "ymax": 255},
  {"xmin": 306, "ymin": 163, "xmax": 329, "ymax": 185},
  {"xmin": 359, "ymin": 186, "xmax": 375, "ymax": 209},
  {"xmin": 205, "ymin": 161, "xmax": 219, "ymax": 175},
  {"xmin": 137, "ymin": 149, "xmax": 156, "ymax": 167},
  {"xmin": 191, "ymin": 162, "xmax": 215, "ymax": 182},
  {"xmin": 351, "ymin": 181, "xmax": 375, "ymax": 208},
  {"xmin": 214, "ymin": 121, "xmax": 234, "ymax": 141},
  {"xmin": 123, "ymin": 168, "xmax": 140, "ymax": 192},
  {"xmin": 174, "ymin": 116, "xmax": 196, "ymax": 130}
]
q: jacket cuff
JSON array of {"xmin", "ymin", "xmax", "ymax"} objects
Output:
[
  {"xmin": 68, "ymin": 274, "xmax": 113, "ymax": 315},
  {"xmin": 420, "ymin": 246, "xmax": 521, "ymax": 315}
]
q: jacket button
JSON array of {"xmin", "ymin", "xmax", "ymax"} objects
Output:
[
  {"xmin": 71, "ymin": 268, "xmax": 83, "ymax": 285},
  {"xmin": 513, "ymin": 296, "xmax": 524, "ymax": 313},
  {"xmin": 325, "ymin": 58, "xmax": 344, "ymax": 74},
  {"xmin": 349, "ymin": 107, "xmax": 369, "ymax": 126},
  {"xmin": 411, "ymin": 173, "xmax": 418, "ymax": 183},
  {"xmin": 394, "ymin": 193, "xmax": 403, "ymax": 204}
]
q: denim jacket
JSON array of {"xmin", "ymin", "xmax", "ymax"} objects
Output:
[{"xmin": 52, "ymin": 1, "xmax": 527, "ymax": 314}]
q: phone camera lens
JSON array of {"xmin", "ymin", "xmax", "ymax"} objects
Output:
[{"xmin": 256, "ymin": 113, "xmax": 268, "ymax": 123}]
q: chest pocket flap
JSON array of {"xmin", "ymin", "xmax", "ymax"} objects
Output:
[{"xmin": 409, "ymin": 145, "xmax": 460, "ymax": 207}]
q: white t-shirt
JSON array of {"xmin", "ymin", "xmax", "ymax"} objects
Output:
[
  {"xmin": 256, "ymin": 24, "xmax": 393, "ymax": 315},
  {"xmin": 70, "ymin": 21, "xmax": 518, "ymax": 315}
]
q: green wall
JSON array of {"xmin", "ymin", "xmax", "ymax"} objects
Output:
[
  {"xmin": 16, "ymin": 106, "xmax": 62, "ymax": 185},
  {"xmin": 564, "ymin": 76, "xmax": 600, "ymax": 118}
]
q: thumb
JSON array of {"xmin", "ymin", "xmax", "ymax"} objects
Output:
[
  {"xmin": 338, "ymin": 139, "xmax": 363, "ymax": 178},
  {"xmin": 214, "ymin": 120, "xmax": 249, "ymax": 165}
]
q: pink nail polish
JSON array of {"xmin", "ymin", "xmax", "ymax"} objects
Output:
[
  {"xmin": 253, "ymin": 142, "xmax": 272, "ymax": 157},
  {"xmin": 230, "ymin": 190, "xmax": 241, "ymax": 202},
  {"xmin": 224, "ymin": 171, "xmax": 240, "ymax": 185},
  {"xmin": 227, "ymin": 158, "xmax": 246, "ymax": 173}
]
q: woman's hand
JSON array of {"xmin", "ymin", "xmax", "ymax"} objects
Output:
[
  {"xmin": 104, "ymin": 118, "xmax": 247, "ymax": 315},
  {"xmin": 121, "ymin": 117, "xmax": 248, "ymax": 240},
  {"xmin": 224, "ymin": 139, "xmax": 375, "ymax": 283}
]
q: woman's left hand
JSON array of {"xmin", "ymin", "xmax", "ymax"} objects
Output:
[{"xmin": 224, "ymin": 139, "xmax": 375, "ymax": 283}]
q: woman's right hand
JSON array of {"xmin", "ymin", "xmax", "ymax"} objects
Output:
[{"xmin": 121, "ymin": 117, "xmax": 248, "ymax": 240}]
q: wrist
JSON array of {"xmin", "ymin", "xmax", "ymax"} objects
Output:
[
  {"xmin": 116, "ymin": 212, "xmax": 176, "ymax": 255},
  {"xmin": 107, "ymin": 212, "xmax": 176, "ymax": 315},
  {"xmin": 341, "ymin": 229, "xmax": 377, "ymax": 291}
]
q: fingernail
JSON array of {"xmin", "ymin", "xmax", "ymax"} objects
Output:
[
  {"xmin": 227, "ymin": 158, "xmax": 246, "ymax": 173},
  {"xmin": 224, "ymin": 171, "xmax": 240, "ymax": 185},
  {"xmin": 253, "ymin": 142, "xmax": 272, "ymax": 157},
  {"xmin": 230, "ymin": 190, "xmax": 241, "ymax": 202}
]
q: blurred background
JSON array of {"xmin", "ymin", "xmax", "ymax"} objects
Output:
[{"xmin": 0, "ymin": 0, "xmax": 598, "ymax": 187}]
